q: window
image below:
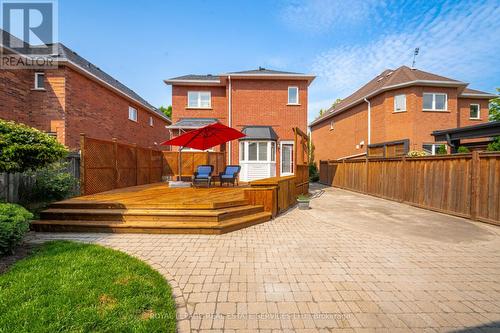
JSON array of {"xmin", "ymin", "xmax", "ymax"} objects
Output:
[
  {"xmin": 258, "ymin": 142, "xmax": 267, "ymax": 161},
  {"xmin": 34, "ymin": 72, "xmax": 45, "ymax": 89},
  {"xmin": 470, "ymin": 104, "xmax": 480, "ymax": 119},
  {"xmin": 240, "ymin": 142, "xmax": 246, "ymax": 161},
  {"xmin": 240, "ymin": 141, "xmax": 275, "ymax": 162},
  {"xmin": 128, "ymin": 106, "xmax": 137, "ymax": 122},
  {"xmin": 248, "ymin": 142, "xmax": 258, "ymax": 161},
  {"xmin": 187, "ymin": 91, "xmax": 211, "ymax": 108},
  {"xmin": 330, "ymin": 120, "xmax": 334, "ymax": 130},
  {"xmin": 394, "ymin": 94, "xmax": 406, "ymax": 112},
  {"xmin": 288, "ymin": 86, "xmax": 299, "ymax": 105},
  {"xmin": 270, "ymin": 142, "xmax": 275, "ymax": 162},
  {"xmin": 423, "ymin": 143, "xmax": 446, "ymax": 155},
  {"xmin": 149, "ymin": 116, "xmax": 154, "ymax": 126},
  {"xmin": 423, "ymin": 93, "xmax": 447, "ymax": 111}
]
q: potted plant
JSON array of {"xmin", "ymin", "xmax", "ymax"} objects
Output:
[{"xmin": 296, "ymin": 194, "xmax": 311, "ymax": 210}]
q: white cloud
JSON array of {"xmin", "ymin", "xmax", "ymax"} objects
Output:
[{"xmin": 310, "ymin": 0, "xmax": 500, "ymax": 100}]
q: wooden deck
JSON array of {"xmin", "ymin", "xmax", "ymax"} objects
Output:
[{"xmin": 31, "ymin": 183, "xmax": 272, "ymax": 234}]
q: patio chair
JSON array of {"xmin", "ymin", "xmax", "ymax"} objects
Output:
[
  {"xmin": 192, "ymin": 165, "xmax": 214, "ymax": 187},
  {"xmin": 219, "ymin": 165, "xmax": 241, "ymax": 187}
]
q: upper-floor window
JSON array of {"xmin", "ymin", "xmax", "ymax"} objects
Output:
[
  {"xmin": 149, "ymin": 116, "xmax": 154, "ymax": 126},
  {"xmin": 469, "ymin": 104, "xmax": 480, "ymax": 119},
  {"xmin": 288, "ymin": 86, "xmax": 299, "ymax": 105},
  {"xmin": 394, "ymin": 94, "xmax": 406, "ymax": 112},
  {"xmin": 330, "ymin": 120, "xmax": 334, "ymax": 130},
  {"xmin": 128, "ymin": 106, "xmax": 138, "ymax": 122},
  {"xmin": 34, "ymin": 72, "xmax": 45, "ymax": 90},
  {"xmin": 188, "ymin": 91, "xmax": 211, "ymax": 108},
  {"xmin": 423, "ymin": 93, "xmax": 447, "ymax": 111}
]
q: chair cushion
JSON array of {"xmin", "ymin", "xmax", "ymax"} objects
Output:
[
  {"xmin": 196, "ymin": 166, "xmax": 212, "ymax": 177},
  {"xmin": 223, "ymin": 166, "xmax": 240, "ymax": 176},
  {"xmin": 221, "ymin": 175, "xmax": 234, "ymax": 179}
]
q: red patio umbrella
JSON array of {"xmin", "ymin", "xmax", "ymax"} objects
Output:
[{"xmin": 161, "ymin": 122, "xmax": 245, "ymax": 180}]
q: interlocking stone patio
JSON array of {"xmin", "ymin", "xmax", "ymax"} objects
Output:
[{"xmin": 28, "ymin": 184, "xmax": 500, "ymax": 332}]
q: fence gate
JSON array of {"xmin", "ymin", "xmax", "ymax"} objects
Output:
[{"xmin": 293, "ymin": 127, "xmax": 309, "ymax": 195}]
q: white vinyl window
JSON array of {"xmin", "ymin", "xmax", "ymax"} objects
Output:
[
  {"xmin": 423, "ymin": 143, "xmax": 446, "ymax": 155},
  {"xmin": 288, "ymin": 86, "xmax": 299, "ymax": 105},
  {"xmin": 128, "ymin": 106, "xmax": 138, "ymax": 122},
  {"xmin": 423, "ymin": 93, "xmax": 447, "ymax": 111},
  {"xmin": 394, "ymin": 94, "xmax": 406, "ymax": 112},
  {"xmin": 149, "ymin": 116, "xmax": 154, "ymax": 126},
  {"xmin": 187, "ymin": 91, "xmax": 211, "ymax": 108},
  {"xmin": 34, "ymin": 72, "xmax": 45, "ymax": 89},
  {"xmin": 469, "ymin": 104, "xmax": 480, "ymax": 119},
  {"xmin": 240, "ymin": 141, "xmax": 276, "ymax": 162}
]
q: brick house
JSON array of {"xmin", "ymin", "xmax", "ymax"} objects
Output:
[
  {"xmin": 0, "ymin": 32, "xmax": 171, "ymax": 151},
  {"xmin": 310, "ymin": 66, "xmax": 496, "ymax": 161},
  {"xmin": 164, "ymin": 68, "xmax": 315, "ymax": 181}
]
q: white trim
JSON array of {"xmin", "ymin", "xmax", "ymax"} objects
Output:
[
  {"xmin": 393, "ymin": 94, "xmax": 406, "ymax": 112},
  {"xmin": 469, "ymin": 103, "xmax": 480, "ymax": 119},
  {"xmin": 280, "ymin": 141, "xmax": 294, "ymax": 176},
  {"xmin": 34, "ymin": 72, "xmax": 45, "ymax": 90},
  {"xmin": 422, "ymin": 92, "xmax": 448, "ymax": 111},
  {"xmin": 288, "ymin": 86, "xmax": 299, "ymax": 105},
  {"xmin": 187, "ymin": 91, "xmax": 211, "ymax": 109},
  {"xmin": 460, "ymin": 93, "xmax": 498, "ymax": 98},
  {"xmin": 164, "ymin": 79, "xmax": 222, "ymax": 85},
  {"xmin": 309, "ymin": 79, "xmax": 466, "ymax": 126}
]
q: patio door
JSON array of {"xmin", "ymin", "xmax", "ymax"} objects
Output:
[{"xmin": 280, "ymin": 142, "xmax": 294, "ymax": 176}]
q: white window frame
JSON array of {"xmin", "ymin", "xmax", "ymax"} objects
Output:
[
  {"xmin": 394, "ymin": 94, "xmax": 406, "ymax": 112},
  {"xmin": 423, "ymin": 93, "xmax": 448, "ymax": 111},
  {"xmin": 287, "ymin": 86, "xmax": 299, "ymax": 105},
  {"xmin": 280, "ymin": 141, "xmax": 294, "ymax": 176},
  {"xmin": 34, "ymin": 72, "xmax": 45, "ymax": 90},
  {"xmin": 330, "ymin": 120, "xmax": 334, "ymax": 130},
  {"xmin": 128, "ymin": 106, "xmax": 138, "ymax": 122},
  {"xmin": 239, "ymin": 141, "xmax": 276, "ymax": 163},
  {"xmin": 469, "ymin": 104, "xmax": 480, "ymax": 120},
  {"xmin": 422, "ymin": 143, "xmax": 445, "ymax": 155},
  {"xmin": 187, "ymin": 91, "xmax": 211, "ymax": 109},
  {"xmin": 149, "ymin": 116, "xmax": 154, "ymax": 127}
]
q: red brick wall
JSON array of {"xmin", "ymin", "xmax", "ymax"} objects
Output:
[
  {"xmin": 0, "ymin": 68, "xmax": 35, "ymax": 125},
  {"xmin": 64, "ymin": 67, "xmax": 169, "ymax": 150},
  {"xmin": 171, "ymin": 85, "xmax": 227, "ymax": 124},
  {"xmin": 311, "ymin": 86, "xmax": 490, "ymax": 161}
]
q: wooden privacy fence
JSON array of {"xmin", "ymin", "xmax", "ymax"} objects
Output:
[
  {"xmin": 80, "ymin": 135, "xmax": 163, "ymax": 195},
  {"xmin": 162, "ymin": 151, "xmax": 226, "ymax": 178},
  {"xmin": 319, "ymin": 151, "xmax": 500, "ymax": 226}
]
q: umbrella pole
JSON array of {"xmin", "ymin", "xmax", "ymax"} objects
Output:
[{"xmin": 178, "ymin": 146, "xmax": 183, "ymax": 181}]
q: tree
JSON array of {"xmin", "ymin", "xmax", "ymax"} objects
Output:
[
  {"xmin": 0, "ymin": 120, "xmax": 67, "ymax": 173},
  {"xmin": 159, "ymin": 105, "xmax": 172, "ymax": 119},
  {"xmin": 316, "ymin": 98, "xmax": 342, "ymax": 119},
  {"xmin": 489, "ymin": 88, "xmax": 500, "ymax": 121}
]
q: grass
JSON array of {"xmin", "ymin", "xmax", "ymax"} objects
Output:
[{"xmin": 0, "ymin": 241, "xmax": 176, "ymax": 333}]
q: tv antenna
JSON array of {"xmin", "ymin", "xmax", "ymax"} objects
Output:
[{"xmin": 412, "ymin": 47, "xmax": 419, "ymax": 68}]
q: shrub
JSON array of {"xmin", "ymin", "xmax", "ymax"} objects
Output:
[
  {"xmin": 21, "ymin": 162, "xmax": 78, "ymax": 204},
  {"xmin": 436, "ymin": 144, "xmax": 448, "ymax": 155},
  {"xmin": 0, "ymin": 120, "xmax": 67, "ymax": 173},
  {"xmin": 407, "ymin": 150, "xmax": 427, "ymax": 157},
  {"xmin": 308, "ymin": 163, "xmax": 319, "ymax": 182},
  {"xmin": 0, "ymin": 203, "xmax": 33, "ymax": 255},
  {"xmin": 487, "ymin": 137, "xmax": 500, "ymax": 151},
  {"xmin": 457, "ymin": 146, "xmax": 470, "ymax": 153}
]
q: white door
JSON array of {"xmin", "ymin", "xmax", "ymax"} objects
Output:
[{"xmin": 280, "ymin": 142, "xmax": 294, "ymax": 175}]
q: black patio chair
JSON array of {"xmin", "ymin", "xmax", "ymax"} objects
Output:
[
  {"xmin": 192, "ymin": 165, "xmax": 214, "ymax": 187},
  {"xmin": 219, "ymin": 165, "xmax": 241, "ymax": 187}
]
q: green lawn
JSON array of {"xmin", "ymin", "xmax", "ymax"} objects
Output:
[{"xmin": 0, "ymin": 241, "xmax": 176, "ymax": 333}]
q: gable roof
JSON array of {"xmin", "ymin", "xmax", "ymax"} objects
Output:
[
  {"xmin": 309, "ymin": 66, "xmax": 495, "ymax": 127},
  {"xmin": 226, "ymin": 68, "xmax": 302, "ymax": 75},
  {"xmin": 0, "ymin": 29, "xmax": 170, "ymax": 123}
]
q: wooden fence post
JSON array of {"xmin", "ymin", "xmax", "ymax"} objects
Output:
[
  {"xmin": 470, "ymin": 150, "xmax": 480, "ymax": 220},
  {"xmin": 112, "ymin": 138, "xmax": 118, "ymax": 189},
  {"xmin": 79, "ymin": 134, "xmax": 86, "ymax": 195},
  {"xmin": 133, "ymin": 143, "xmax": 138, "ymax": 186},
  {"xmin": 365, "ymin": 157, "xmax": 369, "ymax": 193},
  {"xmin": 401, "ymin": 155, "xmax": 408, "ymax": 203}
]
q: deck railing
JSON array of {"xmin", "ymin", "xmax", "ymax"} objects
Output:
[
  {"xmin": 319, "ymin": 151, "xmax": 500, "ymax": 226},
  {"xmin": 162, "ymin": 151, "xmax": 226, "ymax": 179}
]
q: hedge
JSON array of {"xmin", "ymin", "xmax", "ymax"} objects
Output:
[{"xmin": 0, "ymin": 203, "xmax": 33, "ymax": 255}]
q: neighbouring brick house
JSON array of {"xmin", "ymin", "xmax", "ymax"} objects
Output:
[
  {"xmin": 0, "ymin": 31, "xmax": 171, "ymax": 151},
  {"xmin": 164, "ymin": 68, "xmax": 315, "ymax": 181},
  {"xmin": 310, "ymin": 66, "xmax": 497, "ymax": 161}
]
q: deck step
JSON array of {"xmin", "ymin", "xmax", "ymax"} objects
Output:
[
  {"xmin": 31, "ymin": 211, "xmax": 272, "ymax": 234},
  {"xmin": 40, "ymin": 205, "xmax": 264, "ymax": 223},
  {"xmin": 49, "ymin": 199, "xmax": 250, "ymax": 210}
]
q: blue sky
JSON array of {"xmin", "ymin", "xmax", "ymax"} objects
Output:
[{"xmin": 58, "ymin": 0, "xmax": 500, "ymax": 123}]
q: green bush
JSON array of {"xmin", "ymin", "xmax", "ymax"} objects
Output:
[
  {"xmin": 487, "ymin": 137, "xmax": 500, "ymax": 151},
  {"xmin": 436, "ymin": 144, "xmax": 448, "ymax": 155},
  {"xmin": 407, "ymin": 150, "xmax": 427, "ymax": 157},
  {"xmin": 0, "ymin": 203, "xmax": 33, "ymax": 255},
  {"xmin": 308, "ymin": 163, "xmax": 319, "ymax": 182},
  {"xmin": 0, "ymin": 120, "xmax": 67, "ymax": 173},
  {"xmin": 21, "ymin": 162, "xmax": 78, "ymax": 204},
  {"xmin": 457, "ymin": 146, "xmax": 470, "ymax": 153}
]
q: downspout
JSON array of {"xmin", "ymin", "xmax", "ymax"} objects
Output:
[
  {"xmin": 228, "ymin": 75, "xmax": 232, "ymax": 164},
  {"xmin": 364, "ymin": 98, "xmax": 371, "ymax": 145}
]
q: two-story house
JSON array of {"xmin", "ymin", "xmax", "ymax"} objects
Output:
[
  {"xmin": 310, "ymin": 66, "xmax": 496, "ymax": 161},
  {"xmin": 0, "ymin": 30, "xmax": 171, "ymax": 150},
  {"xmin": 164, "ymin": 68, "xmax": 315, "ymax": 181}
]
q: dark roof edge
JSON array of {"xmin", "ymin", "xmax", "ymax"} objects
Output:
[{"xmin": 432, "ymin": 120, "xmax": 500, "ymax": 136}]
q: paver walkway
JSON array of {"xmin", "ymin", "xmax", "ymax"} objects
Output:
[{"xmin": 28, "ymin": 184, "xmax": 500, "ymax": 332}]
